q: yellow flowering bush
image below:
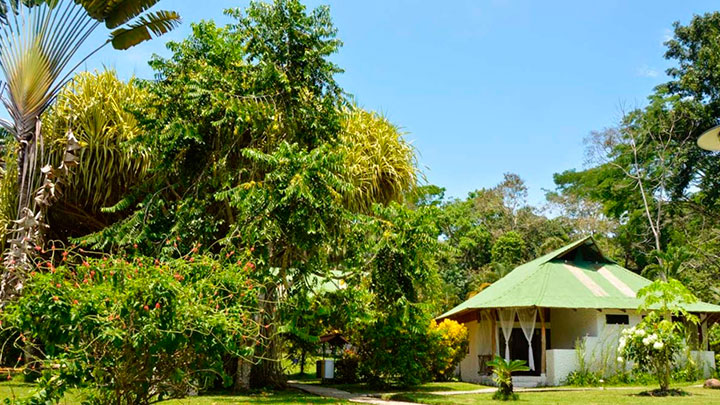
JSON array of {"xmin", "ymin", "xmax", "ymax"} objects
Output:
[{"xmin": 428, "ymin": 319, "xmax": 470, "ymax": 381}]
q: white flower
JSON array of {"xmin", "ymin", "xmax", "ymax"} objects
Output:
[
  {"xmin": 619, "ymin": 337, "xmax": 627, "ymax": 346},
  {"xmin": 648, "ymin": 334, "xmax": 658, "ymax": 343},
  {"xmin": 642, "ymin": 337, "xmax": 651, "ymax": 346},
  {"xmin": 653, "ymin": 341, "xmax": 664, "ymax": 350},
  {"xmin": 617, "ymin": 356, "xmax": 624, "ymax": 363},
  {"xmin": 635, "ymin": 329, "xmax": 646, "ymax": 337}
]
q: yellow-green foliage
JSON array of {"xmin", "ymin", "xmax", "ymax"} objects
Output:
[
  {"xmin": 429, "ymin": 319, "xmax": 470, "ymax": 381},
  {"xmin": 43, "ymin": 70, "xmax": 150, "ymax": 212},
  {"xmin": 0, "ymin": 145, "xmax": 18, "ymax": 250},
  {"xmin": 339, "ymin": 107, "xmax": 417, "ymax": 213}
]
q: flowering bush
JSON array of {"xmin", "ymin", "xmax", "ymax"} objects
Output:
[
  {"xmin": 428, "ymin": 319, "xmax": 469, "ymax": 381},
  {"xmin": 617, "ymin": 313, "xmax": 685, "ymax": 392},
  {"xmin": 1, "ymin": 251, "xmax": 264, "ymax": 404}
]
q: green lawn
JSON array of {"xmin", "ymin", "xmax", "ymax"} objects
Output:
[
  {"xmin": 318, "ymin": 381, "xmax": 489, "ymax": 394},
  {"xmin": 0, "ymin": 382, "xmax": 349, "ymax": 404},
  {"xmin": 385, "ymin": 386, "xmax": 720, "ymax": 404}
]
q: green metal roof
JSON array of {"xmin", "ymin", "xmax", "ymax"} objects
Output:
[{"xmin": 439, "ymin": 236, "xmax": 720, "ymax": 320}]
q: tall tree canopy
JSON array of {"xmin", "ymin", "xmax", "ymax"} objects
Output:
[{"xmin": 550, "ymin": 12, "xmax": 720, "ymax": 301}]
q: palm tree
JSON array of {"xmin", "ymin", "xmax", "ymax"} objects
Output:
[
  {"xmin": 641, "ymin": 246, "xmax": 693, "ymax": 282},
  {"xmin": 486, "ymin": 356, "xmax": 530, "ymax": 400},
  {"xmin": 0, "ymin": 0, "xmax": 179, "ymax": 299}
]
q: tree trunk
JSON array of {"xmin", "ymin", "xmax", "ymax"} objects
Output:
[
  {"xmin": 16, "ymin": 119, "xmax": 38, "ymax": 215},
  {"xmin": 249, "ymin": 332, "xmax": 285, "ymax": 388},
  {"xmin": 300, "ymin": 349, "xmax": 306, "ymax": 376},
  {"xmin": 249, "ymin": 285, "xmax": 286, "ymax": 389},
  {"xmin": 234, "ymin": 358, "xmax": 252, "ymax": 391}
]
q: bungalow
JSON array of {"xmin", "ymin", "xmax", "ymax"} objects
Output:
[{"xmin": 437, "ymin": 237, "xmax": 720, "ymax": 387}]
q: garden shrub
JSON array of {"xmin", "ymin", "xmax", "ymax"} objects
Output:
[
  {"xmin": 1, "ymin": 251, "xmax": 263, "ymax": 404},
  {"xmin": 428, "ymin": 319, "xmax": 469, "ymax": 381},
  {"xmin": 354, "ymin": 307, "xmax": 436, "ymax": 387},
  {"xmin": 335, "ymin": 349, "xmax": 361, "ymax": 383},
  {"xmin": 618, "ymin": 313, "xmax": 685, "ymax": 392},
  {"xmin": 564, "ymin": 369, "xmax": 601, "ymax": 387}
]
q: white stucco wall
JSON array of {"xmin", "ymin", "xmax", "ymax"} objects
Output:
[
  {"xmin": 458, "ymin": 318, "xmax": 492, "ymax": 382},
  {"xmin": 546, "ymin": 349, "xmax": 576, "ymax": 385},
  {"xmin": 677, "ymin": 351, "xmax": 716, "ymax": 378},
  {"xmin": 550, "ymin": 308, "xmax": 598, "ymax": 349}
]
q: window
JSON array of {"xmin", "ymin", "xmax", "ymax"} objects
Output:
[{"xmin": 606, "ymin": 314, "xmax": 629, "ymax": 325}]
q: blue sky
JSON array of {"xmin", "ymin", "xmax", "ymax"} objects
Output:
[{"xmin": 78, "ymin": 0, "xmax": 720, "ymax": 205}]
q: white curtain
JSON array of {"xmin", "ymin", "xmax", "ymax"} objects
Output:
[
  {"xmin": 478, "ymin": 311, "xmax": 491, "ymax": 355},
  {"xmin": 497, "ymin": 308, "xmax": 516, "ymax": 362},
  {"xmin": 517, "ymin": 308, "xmax": 537, "ymax": 371}
]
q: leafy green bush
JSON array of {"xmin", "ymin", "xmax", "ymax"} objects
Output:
[
  {"xmin": 564, "ymin": 370, "xmax": 601, "ymax": 386},
  {"xmin": 2, "ymin": 251, "xmax": 262, "ymax": 404},
  {"xmin": 355, "ymin": 307, "xmax": 436, "ymax": 387}
]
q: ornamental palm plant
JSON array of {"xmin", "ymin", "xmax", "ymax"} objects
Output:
[
  {"xmin": 486, "ymin": 356, "xmax": 530, "ymax": 401},
  {"xmin": 0, "ymin": 0, "xmax": 179, "ymax": 300}
]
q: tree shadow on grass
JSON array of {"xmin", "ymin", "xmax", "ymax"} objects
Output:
[{"xmin": 161, "ymin": 389, "xmax": 348, "ymax": 404}]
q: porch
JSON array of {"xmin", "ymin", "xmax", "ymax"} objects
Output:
[{"xmin": 456, "ymin": 307, "xmax": 715, "ymax": 386}]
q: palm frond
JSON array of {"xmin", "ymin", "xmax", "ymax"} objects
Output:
[
  {"xmin": 101, "ymin": 0, "xmax": 160, "ymax": 28},
  {"xmin": 338, "ymin": 107, "xmax": 418, "ymax": 213},
  {"xmin": 109, "ymin": 9, "xmax": 179, "ymax": 49}
]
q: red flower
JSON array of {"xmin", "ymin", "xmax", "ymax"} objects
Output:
[
  {"xmin": 34, "ymin": 245, "xmax": 41, "ymax": 251},
  {"xmin": 133, "ymin": 243, "xmax": 138, "ymax": 249},
  {"xmin": 72, "ymin": 300, "xmax": 78, "ymax": 305},
  {"xmin": 143, "ymin": 305, "xmax": 149, "ymax": 311},
  {"xmin": 189, "ymin": 257, "xmax": 195, "ymax": 263},
  {"xmin": 82, "ymin": 261, "xmax": 90, "ymax": 268},
  {"xmin": 155, "ymin": 302, "xmax": 161, "ymax": 309},
  {"xmin": 56, "ymin": 283, "xmax": 61, "ymax": 288},
  {"xmin": 52, "ymin": 296, "xmax": 59, "ymax": 302},
  {"xmin": 250, "ymin": 247, "xmax": 255, "ymax": 252},
  {"xmin": 90, "ymin": 270, "xmax": 95, "ymax": 277}
]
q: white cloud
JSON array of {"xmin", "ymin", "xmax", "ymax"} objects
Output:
[
  {"xmin": 661, "ymin": 28, "xmax": 673, "ymax": 45},
  {"xmin": 636, "ymin": 65, "xmax": 659, "ymax": 78}
]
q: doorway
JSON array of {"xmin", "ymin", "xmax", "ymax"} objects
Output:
[{"xmin": 498, "ymin": 328, "xmax": 550, "ymax": 376}]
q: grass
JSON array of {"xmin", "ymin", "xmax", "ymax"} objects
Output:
[
  {"xmin": 160, "ymin": 391, "xmax": 349, "ymax": 404},
  {"xmin": 320, "ymin": 381, "xmax": 490, "ymax": 394},
  {"xmin": 0, "ymin": 382, "xmax": 349, "ymax": 404},
  {"xmin": 384, "ymin": 386, "xmax": 720, "ymax": 404}
]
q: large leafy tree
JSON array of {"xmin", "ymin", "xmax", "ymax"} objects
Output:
[
  {"xmin": 549, "ymin": 12, "xmax": 720, "ymax": 300},
  {"xmin": 430, "ymin": 174, "xmax": 573, "ymax": 308},
  {"xmin": 71, "ymin": 0, "xmax": 420, "ymax": 389}
]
